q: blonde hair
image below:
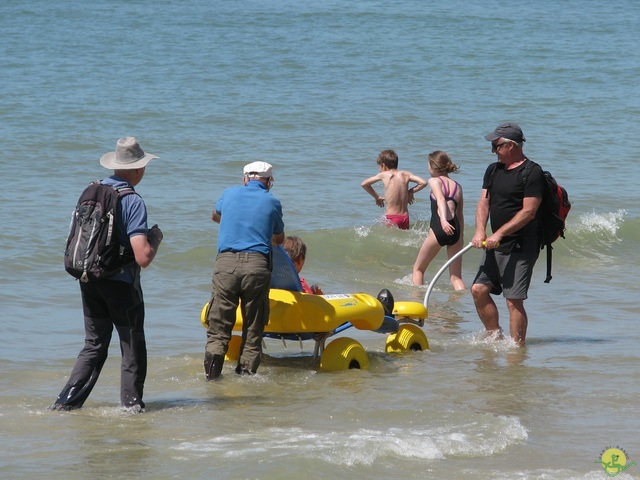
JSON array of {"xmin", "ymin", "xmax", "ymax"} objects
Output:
[
  {"xmin": 428, "ymin": 150, "xmax": 460, "ymax": 175},
  {"xmin": 282, "ymin": 236, "xmax": 307, "ymax": 262}
]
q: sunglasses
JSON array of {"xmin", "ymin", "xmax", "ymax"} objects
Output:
[{"xmin": 491, "ymin": 142, "xmax": 510, "ymax": 152}]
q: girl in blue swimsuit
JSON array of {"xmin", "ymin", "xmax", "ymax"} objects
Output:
[{"xmin": 412, "ymin": 151, "xmax": 466, "ymax": 290}]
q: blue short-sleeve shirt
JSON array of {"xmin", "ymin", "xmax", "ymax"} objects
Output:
[
  {"xmin": 102, "ymin": 175, "xmax": 148, "ymax": 283},
  {"xmin": 215, "ymin": 180, "xmax": 284, "ymax": 256}
]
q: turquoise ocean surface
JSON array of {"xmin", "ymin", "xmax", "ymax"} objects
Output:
[{"xmin": 1, "ymin": 1, "xmax": 639, "ymax": 478}]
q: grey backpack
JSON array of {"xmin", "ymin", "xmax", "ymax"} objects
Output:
[{"xmin": 64, "ymin": 181, "xmax": 136, "ymax": 282}]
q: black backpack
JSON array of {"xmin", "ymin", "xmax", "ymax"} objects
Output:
[
  {"xmin": 487, "ymin": 160, "xmax": 571, "ymax": 283},
  {"xmin": 64, "ymin": 181, "xmax": 137, "ymax": 282}
]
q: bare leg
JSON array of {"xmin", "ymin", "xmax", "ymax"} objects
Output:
[
  {"xmin": 446, "ymin": 239, "xmax": 466, "ymax": 290},
  {"xmin": 412, "ymin": 230, "xmax": 441, "ymax": 285},
  {"xmin": 506, "ymin": 298, "xmax": 528, "ymax": 347},
  {"xmin": 471, "ymin": 283, "xmax": 501, "ymax": 334}
]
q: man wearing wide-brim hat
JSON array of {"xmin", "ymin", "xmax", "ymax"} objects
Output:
[
  {"xmin": 50, "ymin": 137, "xmax": 163, "ymax": 413},
  {"xmin": 204, "ymin": 161, "xmax": 285, "ymax": 379}
]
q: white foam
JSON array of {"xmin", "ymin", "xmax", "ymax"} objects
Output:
[
  {"xmin": 354, "ymin": 225, "xmax": 372, "ymax": 237},
  {"xmin": 393, "ymin": 273, "xmax": 419, "ymax": 286},
  {"xmin": 574, "ymin": 209, "xmax": 627, "ymax": 236},
  {"xmin": 172, "ymin": 415, "xmax": 528, "ymax": 465},
  {"xmin": 463, "ymin": 329, "xmax": 521, "ymax": 352}
]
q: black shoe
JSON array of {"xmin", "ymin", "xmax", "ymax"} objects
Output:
[
  {"xmin": 235, "ymin": 365, "xmax": 255, "ymax": 376},
  {"xmin": 204, "ymin": 352, "xmax": 224, "ymax": 381},
  {"xmin": 47, "ymin": 403, "xmax": 76, "ymax": 412},
  {"xmin": 122, "ymin": 404, "xmax": 145, "ymax": 414},
  {"xmin": 377, "ymin": 288, "xmax": 395, "ymax": 317}
]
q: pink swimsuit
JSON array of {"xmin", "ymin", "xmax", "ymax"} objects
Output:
[{"xmin": 385, "ymin": 213, "xmax": 410, "ymax": 230}]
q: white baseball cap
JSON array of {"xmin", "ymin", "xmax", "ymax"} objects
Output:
[{"xmin": 243, "ymin": 161, "xmax": 273, "ymax": 178}]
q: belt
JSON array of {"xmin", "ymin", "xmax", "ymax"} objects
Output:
[{"xmin": 219, "ymin": 251, "xmax": 268, "ymax": 261}]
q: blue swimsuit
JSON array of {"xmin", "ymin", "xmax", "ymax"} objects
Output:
[{"xmin": 429, "ymin": 177, "xmax": 461, "ymax": 246}]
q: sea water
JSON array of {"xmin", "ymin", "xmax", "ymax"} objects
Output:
[{"xmin": 1, "ymin": 0, "xmax": 639, "ymax": 478}]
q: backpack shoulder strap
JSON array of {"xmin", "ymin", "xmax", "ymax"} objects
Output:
[
  {"xmin": 485, "ymin": 163, "xmax": 499, "ymax": 198},
  {"xmin": 519, "ymin": 158, "xmax": 538, "ymax": 185},
  {"xmin": 115, "ymin": 185, "xmax": 136, "ymax": 198}
]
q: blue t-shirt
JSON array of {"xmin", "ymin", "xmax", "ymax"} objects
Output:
[
  {"xmin": 102, "ymin": 175, "xmax": 148, "ymax": 283},
  {"xmin": 215, "ymin": 180, "xmax": 284, "ymax": 256}
]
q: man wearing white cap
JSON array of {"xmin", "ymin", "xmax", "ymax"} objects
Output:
[
  {"xmin": 204, "ymin": 161, "xmax": 285, "ymax": 379},
  {"xmin": 50, "ymin": 137, "xmax": 163, "ymax": 412}
]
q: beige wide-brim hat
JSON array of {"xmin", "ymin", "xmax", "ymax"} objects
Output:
[{"xmin": 100, "ymin": 136, "xmax": 159, "ymax": 169}]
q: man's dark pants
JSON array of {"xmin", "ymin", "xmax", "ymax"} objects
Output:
[{"xmin": 52, "ymin": 279, "xmax": 146, "ymax": 409}]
